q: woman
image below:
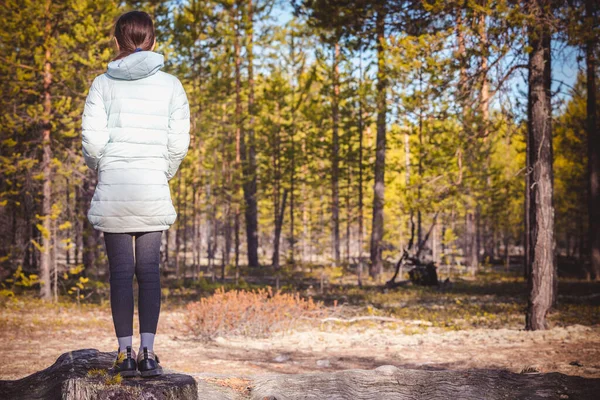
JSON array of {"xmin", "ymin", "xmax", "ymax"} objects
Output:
[{"xmin": 81, "ymin": 10, "xmax": 190, "ymax": 378}]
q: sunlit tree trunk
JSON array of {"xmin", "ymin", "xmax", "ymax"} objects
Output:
[
  {"xmin": 242, "ymin": 0, "xmax": 260, "ymax": 268},
  {"xmin": 525, "ymin": 0, "xmax": 555, "ymax": 331},
  {"xmin": 586, "ymin": 0, "xmax": 600, "ymax": 280},
  {"xmin": 272, "ymin": 101, "xmax": 283, "ymax": 269},
  {"xmin": 289, "ymin": 32, "xmax": 297, "ymax": 267},
  {"xmin": 175, "ymin": 172, "xmax": 182, "ymax": 280},
  {"xmin": 357, "ymin": 45, "xmax": 365, "ymax": 286},
  {"xmin": 331, "ymin": 41, "xmax": 341, "ymax": 266},
  {"xmin": 233, "ymin": 1, "xmax": 242, "ymax": 278},
  {"xmin": 369, "ymin": 8, "xmax": 387, "ymax": 279},
  {"xmin": 456, "ymin": 8, "xmax": 478, "ymax": 273},
  {"xmin": 183, "ymin": 177, "xmax": 188, "ymax": 276},
  {"xmin": 39, "ymin": 0, "xmax": 53, "ymax": 301}
]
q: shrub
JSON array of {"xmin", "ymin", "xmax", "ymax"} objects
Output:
[{"xmin": 181, "ymin": 286, "xmax": 327, "ymax": 340}]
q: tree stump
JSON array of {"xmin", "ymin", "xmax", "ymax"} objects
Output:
[
  {"xmin": 0, "ymin": 348, "xmax": 197, "ymax": 400},
  {"xmin": 408, "ymin": 262, "xmax": 438, "ymax": 286}
]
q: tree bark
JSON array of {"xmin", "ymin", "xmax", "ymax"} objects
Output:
[
  {"xmin": 176, "ymin": 172, "xmax": 183, "ymax": 280},
  {"xmin": 479, "ymin": 10, "xmax": 489, "ymax": 138},
  {"xmin": 586, "ymin": 0, "xmax": 600, "ymax": 280},
  {"xmin": 331, "ymin": 42, "xmax": 341, "ymax": 266},
  {"xmin": 250, "ymin": 365, "xmax": 599, "ymax": 400},
  {"xmin": 456, "ymin": 8, "xmax": 479, "ymax": 273},
  {"xmin": 357, "ymin": 45, "xmax": 365, "ymax": 286},
  {"xmin": 183, "ymin": 178, "xmax": 189, "ymax": 276},
  {"xmin": 3, "ymin": 351, "xmax": 599, "ymax": 400},
  {"xmin": 242, "ymin": 0, "xmax": 260, "ymax": 268},
  {"xmin": 289, "ymin": 32, "xmax": 297, "ymax": 266},
  {"xmin": 525, "ymin": 0, "xmax": 555, "ymax": 331},
  {"xmin": 466, "ymin": 211, "xmax": 479, "ymax": 274},
  {"xmin": 39, "ymin": 0, "xmax": 53, "ymax": 301},
  {"xmin": 233, "ymin": 1, "xmax": 242, "ymax": 277},
  {"xmin": 369, "ymin": 9, "xmax": 387, "ymax": 280},
  {"xmin": 272, "ymin": 189, "xmax": 288, "ymax": 270},
  {"xmin": 222, "ymin": 103, "xmax": 231, "ymax": 272},
  {"xmin": 0, "ymin": 349, "xmax": 197, "ymax": 400}
]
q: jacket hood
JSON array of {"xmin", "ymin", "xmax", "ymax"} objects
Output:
[{"xmin": 106, "ymin": 51, "xmax": 164, "ymax": 80}]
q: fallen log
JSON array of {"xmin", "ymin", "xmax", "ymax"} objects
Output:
[
  {"xmin": 1, "ymin": 349, "xmax": 599, "ymax": 399},
  {"xmin": 250, "ymin": 365, "xmax": 600, "ymax": 400}
]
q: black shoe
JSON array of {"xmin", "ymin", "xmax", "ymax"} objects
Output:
[
  {"xmin": 110, "ymin": 345, "xmax": 138, "ymax": 378},
  {"xmin": 137, "ymin": 346, "xmax": 163, "ymax": 378}
]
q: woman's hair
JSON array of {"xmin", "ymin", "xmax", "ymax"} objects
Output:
[{"xmin": 112, "ymin": 11, "xmax": 155, "ymax": 61}]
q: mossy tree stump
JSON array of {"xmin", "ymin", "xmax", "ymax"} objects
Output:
[{"xmin": 0, "ymin": 349, "xmax": 197, "ymax": 400}]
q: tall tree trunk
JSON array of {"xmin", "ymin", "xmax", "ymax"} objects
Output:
[
  {"xmin": 586, "ymin": 0, "xmax": 600, "ymax": 280},
  {"xmin": 82, "ymin": 175, "xmax": 96, "ymax": 275},
  {"xmin": 222, "ymin": 103, "xmax": 231, "ymax": 272},
  {"xmin": 456, "ymin": 8, "xmax": 478, "ymax": 272},
  {"xmin": 345, "ymin": 114, "xmax": 352, "ymax": 264},
  {"xmin": 242, "ymin": 0, "xmax": 259, "ymax": 268},
  {"xmin": 206, "ymin": 180, "xmax": 214, "ymax": 279},
  {"xmin": 164, "ymin": 229, "xmax": 170, "ymax": 271},
  {"xmin": 224, "ymin": 197, "xmax": 231, "ymax": 275},
  {"xmin": 346, "ymin": 158, "xmax": 351, "ymax": 264},
  {"xmin": 51, "ymin": 214, "xmax": 58, "ymax": 302},
  {"xmin": 183, "ymin": 177, "xmax": 188, "ymax": 276},
  {"xmin": 192, "ymin": 186, "xmax": 198, "ymax": 279},
  {"xmin": 331, "ymin": 42, "xmax": 341, "ymax": 266},
  {"xmin": 233, "ymin": 1, "xmax": 242, "ymax": 277},
  {"xmin": 466, "ymin": 212, "xmax": 478, "ymax": 275},
  {"xmin": 272, "ymin": 190, "xmax": 288, "ymax": 270},
  {"xmin": 74, "ymin": 185, "xmax": 80, "ymax": 266},
  {"xmin": 417, "ymin": 68, "xmax": 423, "ymax": 248},
  {"xmin": 369, "ymin": 9, "xmax": 387, "ymax": 279},
  {"xmin": 175, "ymin": 173, "xmax": 182, "ymax": 280},
  {"xmin": 432, "ymin": 217, "xmax": 439, "ymax": 264},
  {"xmin": 525, "ymin": 0, "xmax": 555, "ymax": 331},
  {"xmin": 357, "ymin": 45, "xmax": 365, "ymax": 286},
  {"xmin": 39, "ymin": 0, "xmax": 53, "ymax": 300},
  {"xmin": 65, "ymin": 179, "xmax": 71, "ymax": 265},
  {"xmin": 289, "ymin": 33, "xmax": 296, "ymax": 267},
  {"xmin": 479, "ymin": 10, "xmax": 489, "ymax": 138},
  {"xmin": 404, "ymin": 128, "xmax": 414, "ymax": 254},
  {"xmin": 479, "ymin": 9, "xmax": 490, "ymax": 270},
  {"xmin": 196, "ymin": 188, "xmax": 202, "ymax": 280},
  {"xmin": 301, "ymin": 137, "xmax": 309, "ymax": 264},
  {"xmin": 272, "ymin": 100, "xmax": 282, "ymax": 268}
]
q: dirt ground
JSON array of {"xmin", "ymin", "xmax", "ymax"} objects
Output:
[{"xmin": 1, "ymin": 298, "xmax": 599, "ymax": 381}]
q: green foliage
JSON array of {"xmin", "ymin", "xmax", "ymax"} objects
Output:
[
  {"xmin": 0, "ymin": 265, "xmax": 40, "ymax": 298},
  {"xmin": 553, "ymin": 72, "xmax": 596, "ymax": 258},
  {"xmin": 0, "ymin": 0, "xmax": 595, "ymax": 306}
]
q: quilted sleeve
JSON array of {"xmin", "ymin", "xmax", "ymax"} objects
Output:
[
  {"xmin": 166, "ymin": 77, "xmax": 191, "ymax": 181},
  {"xmin": 81, "ymin": 76, "xmax": 109, "ymax": 171}
]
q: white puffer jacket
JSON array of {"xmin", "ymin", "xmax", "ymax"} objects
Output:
[{"xmin": 81, "ymin": 51, "xmax": 190, "ymax": 233}]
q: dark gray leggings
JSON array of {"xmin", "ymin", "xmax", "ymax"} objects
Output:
[{"xmin": 104, "ymin": 231, "xmax": 163, "ymax": 337}]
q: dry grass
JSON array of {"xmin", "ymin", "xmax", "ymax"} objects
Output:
[
  {"xmin": 314, "ymin": 272, "xmax": 600, "ymax": 331},
  {"xmin": 202, "ymin": 377, "xmax": 252, "ymax": 396},
  {"xmin": 0, "ymin": 278, "xmax": 599, "ymax": 380},
  {"xmin": 180, "ymin": 286, "xmax": 328, "ymax": 340}
]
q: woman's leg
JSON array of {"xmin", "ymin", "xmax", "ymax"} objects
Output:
[
  {"xmin": 104, "ymin": 232, "xmax": 135, "ymax": 351},
  {"xmin": 134, "ymin": 230, "xmax": 163, "ymax": 352}
]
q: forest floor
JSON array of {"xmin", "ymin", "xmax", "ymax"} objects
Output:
[{"xmin": 0, "ymin": 270, "xmax": 599, "ymax": 381}]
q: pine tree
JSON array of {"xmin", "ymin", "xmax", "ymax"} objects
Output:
[{"xmin": 525, "ymin": 0, "xmax": 556, "ymax": 331}]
